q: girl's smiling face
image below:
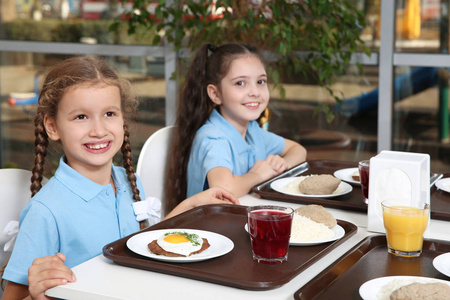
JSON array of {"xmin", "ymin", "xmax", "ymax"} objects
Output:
[
  {"xmin": 44, "ymin": 84, "xmax": 124, "ymax": 177},
  {"xmin": 207, "ymin": 54, "xmax": 269, "ymax": 136}
]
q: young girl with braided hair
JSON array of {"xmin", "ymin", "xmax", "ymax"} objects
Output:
[
  {"xmin": 165, "ymin": 43, "xmax": 307, "ymax": 214},
  {"xmin": 1, "ymin": 55, "xmax": 238, "ymax": 300}
]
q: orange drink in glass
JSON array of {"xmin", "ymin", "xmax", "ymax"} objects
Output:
[{"xmin": 381, "ymin": 200, "xmax": 429, "ymax": 257}]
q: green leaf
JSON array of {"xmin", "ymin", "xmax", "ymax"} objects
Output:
[
  {"xmin": 109, "ymin": 22, "xmax": 119, "ymax": 32},
  {"xmin": 153, "ymin": 35, "xmax": 161, "ymax": 45},
  {"xmin": 279, "ymin": 85, "xmax": 286, "ymax": 100},
  {"xmin": 272, "ymin": 70, "xmax": 280, "ymax": 85}
]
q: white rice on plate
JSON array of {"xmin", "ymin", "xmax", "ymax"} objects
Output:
[
  {"xmin": 291, "ymin": 213, "xmax": 334, "ymax": 242},
  {"xmin": 283, "ymin": 176, "xmax": 305, "ymax": 194}
]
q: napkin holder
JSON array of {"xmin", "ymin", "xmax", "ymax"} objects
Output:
[{"xmin": 367, "ymin": 150, "xmax": 430, "ymax": 233}]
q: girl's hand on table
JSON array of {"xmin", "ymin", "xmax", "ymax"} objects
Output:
[
  {"xmin": 164, "ymin": 187, "xmax": 240, "ymax": 220},
  {"xmin": 248, "ymin": 160, "xmax": 278, "ymax": 182},
  {"xmin": 28, "ymin": 253, "xmax": 76, "ymax": 300},
  {"xmin": 187, "ymin": 187, "xmax": 240, "ymax": 207},
  {"xmin": 265, "ymin": 154, "xmax": 289, "ymax": 174}
]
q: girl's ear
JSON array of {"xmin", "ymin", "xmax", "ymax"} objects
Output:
[
  {"xmin": 207, "ymin": 84, "xmax": 222, "ymax": 105},
  {"xmin": 44, "ymin": 115, "xmax": 60, "ymax": 141}
]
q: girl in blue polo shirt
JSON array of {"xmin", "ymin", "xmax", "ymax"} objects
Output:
[
  {"xmin": 1, "ymin": 56, "xmax": 238, "ymax": 299},
  {"xmin": 165, "ymin": 43, "xmax": 307, "ymax": 213}
]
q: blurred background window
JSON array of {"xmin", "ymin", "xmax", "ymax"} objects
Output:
[{"xmin": 0, "ymin": 0, "xmax": 449, "ymax": 181}]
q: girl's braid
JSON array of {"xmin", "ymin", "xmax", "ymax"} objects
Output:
[
  {"xmin": 31, "ymin": 111, "xmax": 49, "ymax": 197},
  {"xmin": 121, "ymin": 123, "xmax": 146, "ymax": 230}
]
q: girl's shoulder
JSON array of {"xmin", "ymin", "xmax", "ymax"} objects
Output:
[
  {"xmin": 20, "ymin": 178, "xmax": 60, "ymax": 220},
  {"xmin": 28, "ymin": 176, "xmax": 78, "ymax": 210},
  {"xmin": 196, "ymin": 122, "xmax": 228, "ymax": 140},
  {"xmin": 30, "ymin": 176, "xmax": 58, "ymax": 201}
]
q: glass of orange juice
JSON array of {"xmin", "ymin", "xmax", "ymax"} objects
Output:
[{"xmin": 381, "ymin": 200, "xmax": 430, "ymax": 257}]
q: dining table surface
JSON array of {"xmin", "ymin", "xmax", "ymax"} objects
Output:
[{"xmin": 45, "ymin": 188, "xmax": 450, "ymax": 300}]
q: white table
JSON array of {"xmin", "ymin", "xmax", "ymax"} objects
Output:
[{"xmin": 46, "ymin": 193, "xmax": 450, "ymax": 300}]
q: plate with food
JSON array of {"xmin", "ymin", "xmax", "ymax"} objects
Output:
[
  {"xmin": 245, "ymin": 205, "xmax": 345, "ymax": 246},
  {"xmin": 433, "ymin": 252, "xmax": 450, "ymax": 277},
  {"xmin": 333, "ymin": 167, "xmax": 360, "ymax": 185},
  {"xmin": 270, "ymin": 175, "xmax": 352, "ymax": 198},
  {"xmin": 359, "ymin": 276, "xmax": 450, "ymax": 300},
  {"xmin": 435, "ymin": 178, "xmax": 450, "ymax": 194},
  {"xmin": 127, "ymin": 229, "xmax": 234, "ymax": 263}
]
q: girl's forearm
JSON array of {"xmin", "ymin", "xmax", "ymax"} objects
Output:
[
  {"xmin": 227, "ymin": 173, "xmax": 266, "ymax": 197},
  {"xmin": 207, "ymin": 165, "xmax": 275, "ymax": 198},
  {"xmin": 281, "ymin": 140, "xmax": 307, "ymax": 168},
  {"xmin": 2, "ymin": 281, "xmax": 30, "ymax": 300},
  {"xmin": 163, "ymin": 201, "xmax": 192, "ymax": 221},
  {"xmin": 208, "ymin": 174, "xmax": 259, "ymax": 198}
]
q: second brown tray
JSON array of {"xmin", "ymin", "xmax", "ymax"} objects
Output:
[
  {"xmin": 252, "ymin": 159, "xmax": 450, "ymax": 221},
  {"xmin": 103, "ymin": 204, "xmax": 358, "ymax": 291},
  {"xmin": 294, "ymin": 235, "xmax": 450, "ymax": 299}
]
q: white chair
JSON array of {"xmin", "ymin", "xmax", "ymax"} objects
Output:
[
  {"xmin": 0, "ymin": 169, "xmax": 48, "ymax": 296},
  {"xmin": 136, "ymin": 126, "xmax": 174, "ymax": 205}
]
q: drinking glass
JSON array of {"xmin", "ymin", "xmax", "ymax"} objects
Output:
[
  {"xmin": 247, "ymin": 205, "xmax": 293, "ymax": 264},
  {"xmin": 358, "ymin": 160, "xmax": 370, "ymax": 204},
  {"xmin": 381, "ymin": 200, "xmax": 430, "ymax": 257}
]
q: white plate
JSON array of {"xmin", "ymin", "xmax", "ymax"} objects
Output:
[
  {"xmin": 244, "ymin": 223, "xmax": 345, "ymax": 246},
  {"xmin": 359, "ymin": 276, "xmax": 450, "ymax": 300},
  {"xmin": 333, "ymin": 167, "xmax": 360, "ymax": 185},
  {"xmin": 126, "ymin": 229, "xmax": 234, "ymax": 263},
  {"xmin": 436, "ymin": 178, "xmax": 450, "ymax": 193},
  {"xmin": 433, "ymin": 252, "xmax": 450, "ymax": 277},
  {"xmin": 270, "ymin": 176, "xmax": 353, "ymax": 198}
]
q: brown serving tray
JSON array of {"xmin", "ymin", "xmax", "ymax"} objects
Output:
[
  {"xmin": 103, "ymin": 204, "xmax": 357, "ymax": 291},
  {"xmin": 251, "ymin": 159, "xmax": 449, "ymax": 221},
  {"xmin": 294, "ymin": 235, "xmax": 450, "ymax": 299}
]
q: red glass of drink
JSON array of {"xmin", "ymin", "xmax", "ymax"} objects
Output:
[
  {"xmin": 247, "ymin": 205, "xmax": 293, "ymax": 264},
  {"xmin": 358, "ymin": 160, "xmax": 370, "ymax": 204}
]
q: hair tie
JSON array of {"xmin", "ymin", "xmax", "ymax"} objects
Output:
[{"xmin": 207, "ymin": 44, "xmax": 217, "ymax": 53}]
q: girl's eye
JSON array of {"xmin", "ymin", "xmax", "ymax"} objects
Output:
[
  {"xmin": 105, "ymin": 112, "xmax": 116, "ymax": 117},
  {"xmin": 75, "ymin": 115, "xmax": 87, "ymax": 120},
  {"xmin": 236, "ymin": 81, "xmax": 245, "ymax": 86},
  {"xmin": 258, "ymin": 79, "xmax": 266, "ymax": 85}
]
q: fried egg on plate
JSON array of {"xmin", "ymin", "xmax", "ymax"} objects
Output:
[{"xmin": 156, "ymin": 232, "xmax": 203, "ymax": 256}]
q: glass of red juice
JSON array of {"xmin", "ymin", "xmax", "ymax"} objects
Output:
[
  {"xmin": 247, "ymin": 205, "xmax": 294, "ymax": 264},
  {"xmin": 358, "ymin": 160, "xmax": 370, "ymax": 204}
]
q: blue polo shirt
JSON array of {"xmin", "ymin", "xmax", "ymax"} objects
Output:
[
  {"xmin": 187, "ymin": 109, "xmax": 285, "ymax": 197},
  {"xmin": 3, "ymin": 157, "xmax": 144, "ymax": 286}
]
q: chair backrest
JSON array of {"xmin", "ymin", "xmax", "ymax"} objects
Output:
[
  {"xmin": 0, "ymin": 169, "xmax": 48, "ymax": 291},
  {"xmin": 136, "ymin": 126, "xmax": 174, "ymax": 205}
]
